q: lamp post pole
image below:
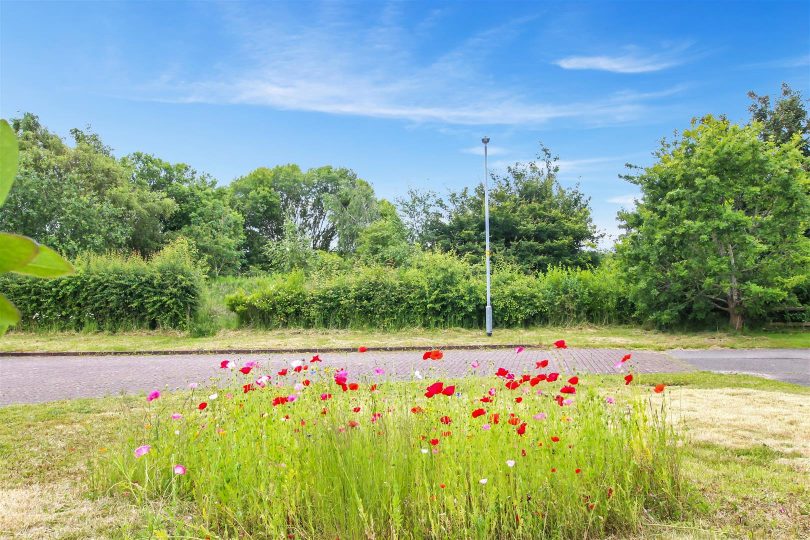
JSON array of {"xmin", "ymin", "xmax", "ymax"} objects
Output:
[{"xmin": 482, "ymin": 136, "xmax": 492, "ymax": 336}]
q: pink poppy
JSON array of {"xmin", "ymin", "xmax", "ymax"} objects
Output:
[
  {"xmin": 134, "ymin": 445, "xmax": 151, "ymax": 458},
  {"xmin": 173, "ymin": 464, "xmax": 187, "ymax": 475},
  {"xmin": 147, "ymin": 390, "xmax": 160, "ymax": 402}
]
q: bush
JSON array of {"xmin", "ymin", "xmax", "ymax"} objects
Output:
[
  {"xmin": 1, "ymin": 239, "xmax": 203, "ymax": 331},
  {"xmin": 226, "ymin": 253, "xmax": 633, "ymax": 329}
]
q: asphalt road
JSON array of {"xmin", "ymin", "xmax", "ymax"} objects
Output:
[
  {"xmin": 667, "ymin": 348, "xmax": 810, "ymax": 386},
  {"xmin": 1, "ymin": 348, "xmax": 807, "ymax": 406},
  {"xmin": 0, "ymin": 347, "xmax": 686, "ymax": 406}
]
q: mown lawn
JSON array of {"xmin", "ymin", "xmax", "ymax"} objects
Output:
[
  {"xmin": 1, "ymin": 325, "xmax": 807, "ymax": 353},
  {"xmin": 0, "ymin": 372, "xmax": 808, "ymax": 538}
]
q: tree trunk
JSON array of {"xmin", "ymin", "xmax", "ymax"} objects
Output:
[
  {"xmin": 729, "ymin": 306, "xmax": 744, "ymax": 331},
  {"xmin": 727, "ymin": 243, "xmax": 744, "ymax": 330}
]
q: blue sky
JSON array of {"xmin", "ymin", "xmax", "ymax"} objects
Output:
[{"xmin": 1, "ymin": 0, "xmax": 808, "ymax": 245}]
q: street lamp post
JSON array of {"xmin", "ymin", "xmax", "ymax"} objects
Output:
[{"xmin": 482, "ymin": 136, "xmax": 492, "ymax": 336}]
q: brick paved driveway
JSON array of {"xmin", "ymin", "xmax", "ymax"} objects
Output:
[{"xmin": 0, "ymin": 348, "xmax": 690, "ymax": 406}]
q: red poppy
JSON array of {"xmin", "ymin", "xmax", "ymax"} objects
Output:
[
  {"xmin": 441, "ymin": 385, "xmax": 456, "ymax": 396},
  {"xmin": 422, "ymin": 351, "xmax": 432, "ymax": 360},
  {"xmin": 430, "ymin": 438, "xmax": 439, "ymax": 446},
  {"xmin": 272, "ymin": 396, "xmax": 288, "ymax": 406},
  {"xmin": 560, "ymin": 385, "xmax": 576, "ymax": 394},
  {"xmin": 551, "ymin": 436, "xmax": 560, "ymax": 443},
  {"xmin": 515, "ymin": 397, "xmax": 523, "ymax": 403},
  {"xmin": 411, "ymin": 406, "xmax": 424, "ymax": 414},
  {"xmin": 508, "ymin": 416, "xmax": 520, "ymax": 426},
  {"xmin": 348, "ymin": 383, "xmax": 359, "ymax": 391},
  {"xmin": 439, "ymin": 484, "xmax": 446, "ymax": 489},
  {"xmin": 239, "ymin": 366, "xmax": 252, "ymax": 375},
  {"xmin": 219, "ymin": 360, "xmax": 232, "ymax": 369},
  {"xmin": 567, "ymin": 376, "xmax": 579, "ymax": 385},
  {"xmin": 321, "ymin": 407, "xmax": 328, "ymax": 415},
  {"xmin": 505, "ymin": 380, "xmax": 521, "ymax": 390},
  {"xmin": 554, "ymin": 395, "xmax": 564, "ymax": 406},
  {"xmin": 198, "ymin": 402, "xmax": 207, "ymax": 410},
  {"xmin": 607, "ymin": 488, "xmax": 614, "ymax": 499},
  {"xmin": 547, "ymin": 372, "xmax": 560, "ymax": 382},
  {"xmin": 243, "ymin": 383, "xmax": 254, "ymax": 393},
  {"xmin": 496, "ymin": 367, "xmax": 510, "ymax": 377},
  {"xmin": 530, "ymin": 374, "xmax": 545, "ymax": 386},
  {"xmin": 303, "ymin": 379, "xmax": 311, "ymax": 386},
  {"xmin": 440, "ymin": 416, "xmax": 452, "ymax": 425},
  {"xmin": 654, "ymin": 383, "xmax": 666, "ymax": 393},
  {"xmin": 369, "ymin": 384, "xmax": 377, "ymax": 392},
  {"xmin": 293, "ymin": 365, "xmax": 303, "ymax": 373},
  {"xmin": 520, "ymin": 374, "xmax": 531, "ymax": 383},
  {"xmin": 480, "ymin": 396, "xmax": 492, "ymax": 403},
  {"xmin": 358, "ymin": 346, "xmax": 368, "ymax": 353},
  {"xmin": 553, "ymin": 340, "xmax": 567, "ymax": 349},
  {"xmin": 321, "ymin": 393, "xmax": 332, "ymax": 401},
  {"xmin": 575, "ymin": 468, "xmax": 581, "ymax": 474},
  {"xmin": 516, "ymin": 422, "xmax": 527, "ymax": 435},
  {"xmin": 621, "ymin": 353, "xmax": 632, "ymax": 363},
  {"xmin": 472, "ymin": 408, "xmax": 486, "ymax": 418},
  {"xmin": 352, "ymin": 407, "xmax": 361, "ymax": 413},
  {"xmin": 425, "ymin": 381, "xmax": 444, "ymax": 398},
  {"xmin": 551, "ymin": 467, "xmax": 557, "ymax": 473},
  {"xmin": 310, "ymin": 355, "xmax": 322, "ymax": 363},
  {"xmin": 536, "ymin": 360, "xmax": 549, "ymax": 368},
  {"xmin": 277, "ymin": 369, "xmax": 288, "ymax": 376},
  {"xmin": 431, "ymin": 350, "xmax": 444, "ymax": 360},
  {"xmin": 348, "ymin": 420, "xmax": 360, "ymax": 428},
  {"xmin": 624, "ymin": 373, "xmax": 634, "ymax": 385},
  {"xmin": 490, "ymin": 413, "xmax": 500, "ymax": 424}
]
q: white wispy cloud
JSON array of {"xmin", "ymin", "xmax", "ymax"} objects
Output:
[
  {"xmin": 607, "ymin": 193, "xmax": 640, "ymax": 205},
  {"xmin": 554, "ymin": 44, "xmax": 692, "ymax": 73},
  {"xmin": 740, "ymin": 54, "xmax": 810, "ymax": 69},
  {"xmin": 140, "ymin": 4, "xmax": 687, "ymax": 127}
]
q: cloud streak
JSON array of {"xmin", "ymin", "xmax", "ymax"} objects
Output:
[
  {"xmin": 554, "ymin": 44, "xmax": 692, "ymax": 73},
  {"xmin": 142, "ymin": 4, "xmax": 687, "ymax": 127}
]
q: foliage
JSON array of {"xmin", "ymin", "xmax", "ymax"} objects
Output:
[
  {"xmin": 0, "ymin": 239, "xmax": 202, "ymax": 331},
  {"xmin": 748, "ymin": 82, "xmax": 810, "ymax": 157},
  {"xmin": 262, "ymin": 217, "xmax": 317, "ymax": 273},
  {"xmin": 0, "ymin": 114, "xmax": 176, "ymax": 258},
  {"xmin": 422, "ymin": 146, "xmax": 602, "ymax": 272},
  {"xmin": 226, "ymin": 253, "xmax": 630, "ymax": 329},
  {"xmin": 616, "ymin": 116, "xmax": 810, "ymax": 329},
  {"xmin": 0, "ymin": 118, "xmax": 74, "ymax": 334},
  {"xmin": 94, "ymin": 362, "xmax": 687, "ymax": 538},
  {"xmin": 355, "ymin": 199, "xmax": 413, "ymax": 266}
]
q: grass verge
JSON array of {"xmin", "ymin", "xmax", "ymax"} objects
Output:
[
  {"xmin": 1, "ymin": 372, "xmax": 808, "ymax": 538},
  {"xmin": 1, "ymin": 325, "xmax": 808, "ymax": 353}
]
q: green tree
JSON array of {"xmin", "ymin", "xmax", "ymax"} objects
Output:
[
  {"xmin": 616, "ymin": 115, "xmax": 809, "ymax": 329},
  {"xmin": 426, "ymin": 146, "xmax": 601, "ymax": 272},
  {"xmin": 174, "ymin": 194, "xmax": 245, "ymax": 276},
  {"xmin": 356, "ymin": 200, "xmax": 412, "ymax": 266},
  {"xmin": 0, "ymin": 114, "xmax": 175, "ymax": 258},
  {"xmin": 262, "ymin": 218, "xmax": 316, "ymax": 273},
  {"xmin": 748, "ymin": 83, "xmax": 810, "ymax": 156},
  {"xmin": 0, "ymin": 119, "xmax": 74, "ymax": 333},
  {"xmin": 395, "ymin": 188, "xmax": 446, "ymax": 247}
]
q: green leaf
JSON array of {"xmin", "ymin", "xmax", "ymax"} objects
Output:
[
  {"xmin": 0, "ymin": 291, "xmax": 20, "ymax": 328},
  {"xmin": 14, "ymin": 244, "xmax": 74, "ymax": 278},
  {"xmin": 0, "ymin": 232, "xmax": 39, "ymax": 272},
  {"xmin": 0, "ymin": 119, "xmax": 19, "ymax": 207}
]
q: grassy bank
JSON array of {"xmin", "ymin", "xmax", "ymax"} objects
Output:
[
  {"xmin": 1, "ymin": 325, "xmax": 808, "ymax": 353},
  {"xmin": 1, "ymin": 372, "xmax": 807, "ymax": 538}
]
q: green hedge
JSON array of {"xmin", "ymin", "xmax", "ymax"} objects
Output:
[
  {"xmin": 225, "ymin": 253, "xmax": 632, "ymax": 329},
  {"xmin": 0, "ymin": 241, "xmax": 203, "ymax": 331}
]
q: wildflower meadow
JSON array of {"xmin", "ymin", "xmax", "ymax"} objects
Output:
[{"xmin": 94, "ymin": 345, "xmax": 689, "ymax": 538}]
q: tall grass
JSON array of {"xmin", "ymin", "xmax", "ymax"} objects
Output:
[{"xmin": 94, "ymin": 360, "xmax": 688, "ymax": 538}]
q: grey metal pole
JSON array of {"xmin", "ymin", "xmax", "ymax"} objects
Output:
[{"xmin": 482, "ymin": 136, "xmax": 492, "ymax": 336}]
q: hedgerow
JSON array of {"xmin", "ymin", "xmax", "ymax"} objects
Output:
[
  {"xmin": 0, "ymin": 239, "xmax": 203, "ymax": 331},
  {"xmin": 225, "ymin": 253, "xmax": 632, "ymax": 329}
]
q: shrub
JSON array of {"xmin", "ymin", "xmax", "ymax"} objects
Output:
[
  {"xmin": 1, "ymin": 239, "xmax": 203, "ymax": 331},
  {"xmin": 226, "ymin": 253, "xmax": 633, "ymax": 329}
]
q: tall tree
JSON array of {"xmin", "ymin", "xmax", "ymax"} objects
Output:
[
  {"xmin": 616, "ymin": 115, "xmax": 809, "ymax": 329},
  {"xmin": 748, "ymin": 83, "xmax": 810, "ymax": 156},
  {"xmin": 425, "ymin": 146, "xmax": 601, "ymax": 272}
]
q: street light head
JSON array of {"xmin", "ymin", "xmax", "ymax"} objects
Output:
[{"xmin": 481, "ymin": 136, "xmax": 490, "ymax": 145}]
